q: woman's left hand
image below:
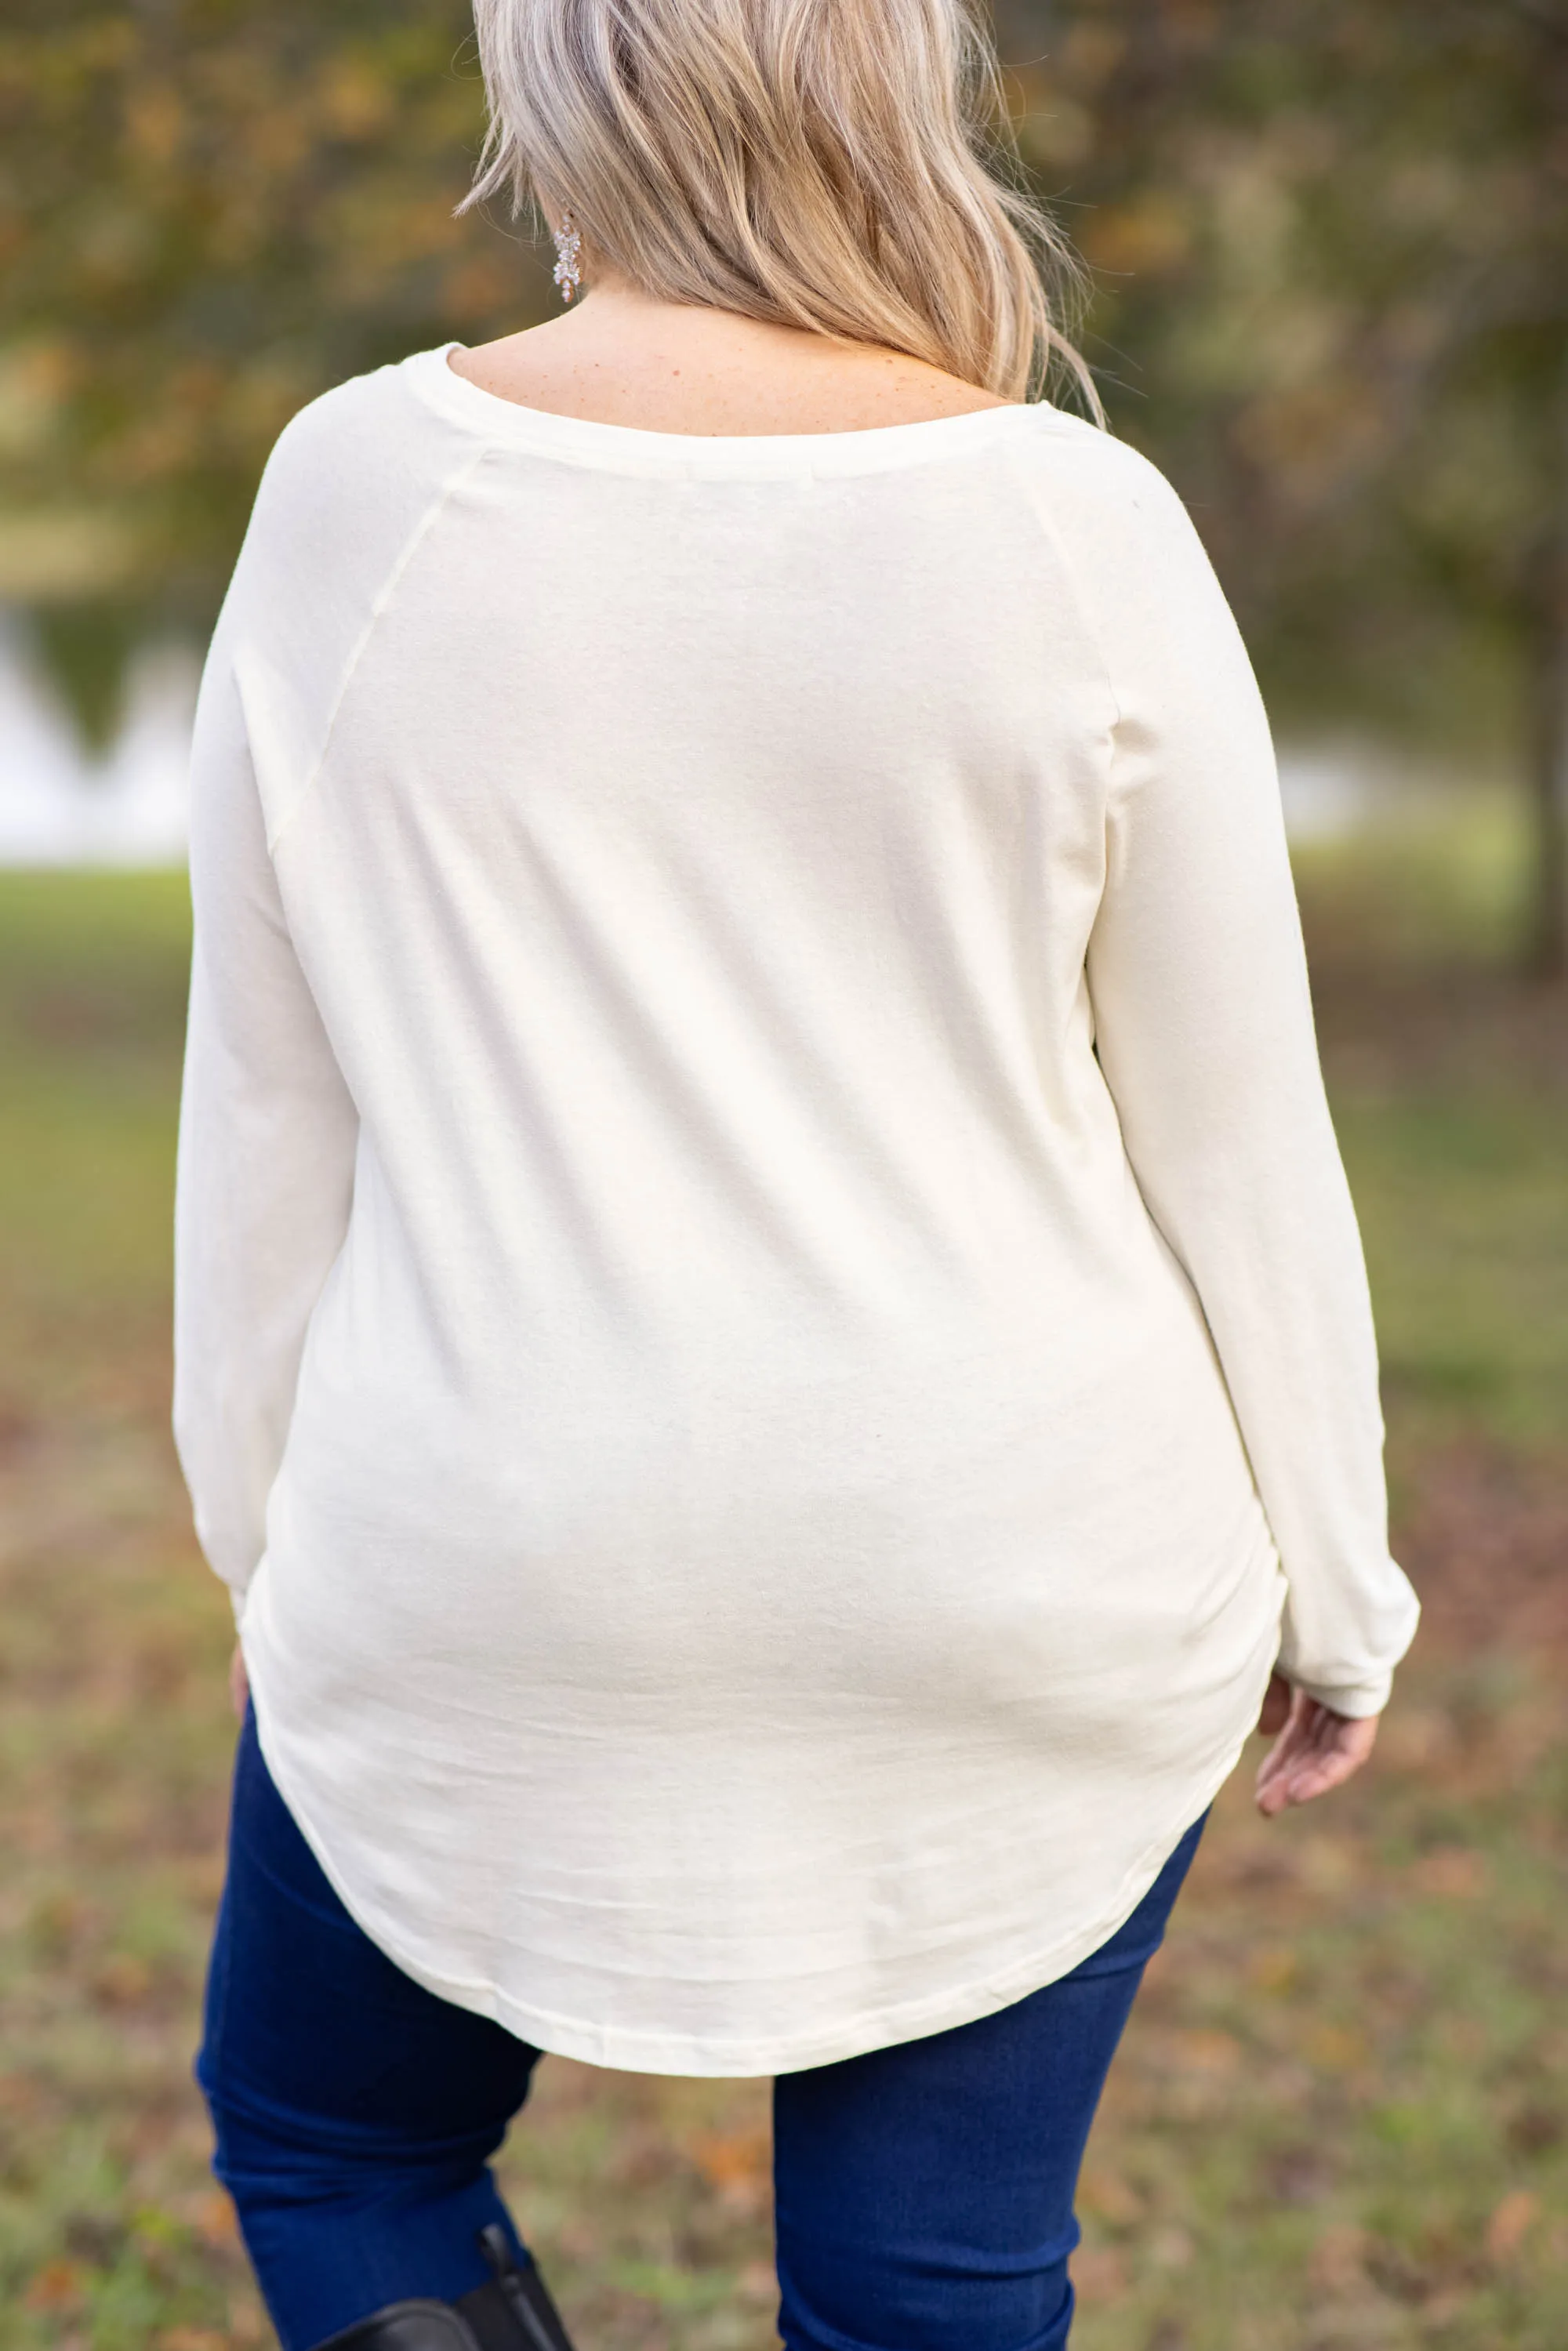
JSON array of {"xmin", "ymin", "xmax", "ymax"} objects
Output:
[{"xmin": 1254, "ymin": 1672, "xmax": 1378, "ymax": 1816}]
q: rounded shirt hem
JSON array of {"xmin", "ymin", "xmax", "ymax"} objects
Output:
[{"xmin": 245, "ymin": 1652, "xmax": 1268, "ymax": 2080}]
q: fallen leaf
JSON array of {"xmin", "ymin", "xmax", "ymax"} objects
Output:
[
  {"xmin": 24, "ymin": 2259, "xmax": 85, "ymax": 2313},
  {"xmin": 1310, "ymin": 2223, "xmax": 1368, "ymax": 2292},
  {"xmin": 1173, "ymin": 2026, "xmax": 1243, "ymax": 2075},
  {"xmin": 94, "ymin": 1952, "xmax": 154, "ymax": 2007},
  {"xmin": 1071, "ymin": 2244, "xmax": 1128, "ymax": 2302},
  {"xmin": 1248, "ymin": 1945, "xmax": 1297, "ymax": 1994},
  {"xmin": 688, "ymin": 2125, "xmax": 771, "ymax": 2211},
  {"xmin": 1306, "ymin": 2023, "xmax": 1367, "ymax": 2073},
  {"xmin": 192, "ymin": 2189, "xmax": 239, "ymax": 2245},
  {"xmin": 1079, "ymin": 2165, "xmax": 1142, "ymax": 2225},
  {"xmin": 1486, "ymin": 2189, "xmax": 1538, "ymax": 2261},
  {"xmin": 1411, "ymin": 1846, "xmax": 1488, "ymax": 1898}
]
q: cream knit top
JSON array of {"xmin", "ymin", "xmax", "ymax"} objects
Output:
[{"xmin": 173, "ymin": 345, "xmax": 1419, "ymax": 2075}]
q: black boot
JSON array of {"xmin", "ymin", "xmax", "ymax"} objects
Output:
[{"xmin": 311, "ymin": 2225, "xmax": 578, "ymax": 2351}]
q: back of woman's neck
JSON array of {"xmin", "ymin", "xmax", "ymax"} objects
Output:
[{"xmin": 447, "ymin": 277, "xmax": 1015, "ymax": 437}]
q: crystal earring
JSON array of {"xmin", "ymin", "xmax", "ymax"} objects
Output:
[{"xmin": 551, "ymin": 212, "xmax": 582, "ymax": 304}]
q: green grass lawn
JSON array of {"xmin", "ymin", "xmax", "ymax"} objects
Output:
[{"xmin": 0, "ymin": 827, "xmax": 1564, "ymax": 2350}]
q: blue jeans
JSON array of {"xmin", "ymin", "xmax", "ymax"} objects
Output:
[{"xmin": 199, "ymin": 1709, "xmax": 1205, "ymax": 2351}]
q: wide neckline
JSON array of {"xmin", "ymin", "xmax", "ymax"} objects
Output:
[{"xmin": 404, "ymin": 342, "xmax": 1057, "ymax": 481}]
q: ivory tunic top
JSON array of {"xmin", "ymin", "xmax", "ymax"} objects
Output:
[{"xmin": 172, "ymin": 343, "xmax": 1420, "ymax": 2075}]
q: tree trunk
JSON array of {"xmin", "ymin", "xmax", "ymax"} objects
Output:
[
  {"xmin": 1525, "ymin": 349, "xmax": 1568, "ymax": 980},
  {"xmin": 1526, "ymin": 625, "xmax": 1567, "ymax": 979}
]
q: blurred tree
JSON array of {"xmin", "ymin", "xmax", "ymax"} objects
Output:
[
  {"xmin": 2, "ymin": 0, "xmax": 1565, "ymax": 967},
  {"xmin": 1000, "ymin": 0, "xmax": 1568, "ymax": 972},
  {"xmin": 0, "ymin": 0, "xmax": 548, "ymax": 731}
]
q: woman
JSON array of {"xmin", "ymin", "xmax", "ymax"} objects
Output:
[{"xmin": 174, "ymin": 3, "xmax": 1421, "ymax": 2346}]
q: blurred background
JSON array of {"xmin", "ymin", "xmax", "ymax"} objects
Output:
[{"xmin": 0, "ymin": 2, "xmax": 1564, "ymax": 2346}]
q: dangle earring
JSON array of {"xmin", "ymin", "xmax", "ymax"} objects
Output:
[{"xmin": 551, "ymin": 212, "xmax": 583, "ymax": 303}]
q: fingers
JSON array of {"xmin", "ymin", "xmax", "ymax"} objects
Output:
[
  {"xmin": 1254, "ymin": 1689, "xmax": 1378, "ymax": 1816},
  {"xmin": 1254, "ymin": 1718, "xmax": 1308, "ymax": 1818},
  {"xmin": 1272, "ymin": 1739, "xmax": 1362, "ymax": 1807},
  {"xmin": 229, "ymin": 1642, "xmax": 250, "ymax": 1722}
]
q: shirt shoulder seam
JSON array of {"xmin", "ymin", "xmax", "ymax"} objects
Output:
[
  {"xmin": 264, "ymin": 438, "xmax": 496, "ymax": 856},
  {"xmin": 1003, "ymin": 423, "xmax": 1124, "ymax": 743}
]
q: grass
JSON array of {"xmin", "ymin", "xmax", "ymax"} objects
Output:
[{"xmin": 0, "ymin": 800, "xmax": 1564, "ymax": 2349}]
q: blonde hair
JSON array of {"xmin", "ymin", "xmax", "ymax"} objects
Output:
[{"xmin": 460, "ymin": 0, "xmax": 1101, "ymax": 412}]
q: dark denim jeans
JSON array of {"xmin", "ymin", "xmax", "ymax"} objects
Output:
[{"xmin": 198, "ymin": 1707, "xmax": 1205, "ymax": 2351}]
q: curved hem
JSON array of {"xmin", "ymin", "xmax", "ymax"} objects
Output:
[{"xmin": 242, "ymin": 1652, "xmax": 1269, "ymax": 2080}]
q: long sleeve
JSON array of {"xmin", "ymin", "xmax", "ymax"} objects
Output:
[
  {"xmin": 171, "ymin": 354, "xmax": 1427, "ymax": 2074},
  {"xmin": 1079, "ymin": 445, "xmax": 1419, "ymax": 1715},
  {"xmin": 172, "ymin": 626, "xmax": 359, "ymax": 1616}
]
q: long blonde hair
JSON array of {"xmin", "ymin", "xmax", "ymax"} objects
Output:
[{"xmin": 460, "ymin": 0, "xmax": 1101, "ymax": 412}]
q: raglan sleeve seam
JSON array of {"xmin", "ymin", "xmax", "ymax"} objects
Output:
[
  {"xmin": 1006, "ymin": 422, "xmax": 1126, "ymax": 748},
  {"xmin": 263, "ymin": 440, "xmax": 498, "ymax": 855}
]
